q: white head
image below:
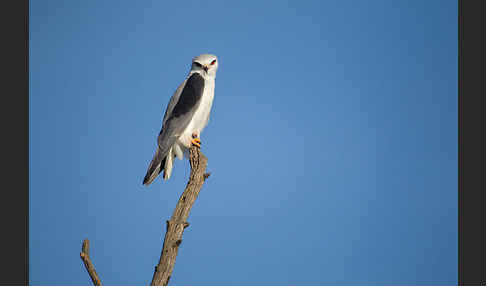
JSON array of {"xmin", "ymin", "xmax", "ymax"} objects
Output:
[{"xmin": 190, "ymin": 54, "xmax": 219, "ymax": 78}]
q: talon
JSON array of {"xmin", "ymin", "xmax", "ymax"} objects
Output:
[{"xmin": 191, "ymin": 138, "xmax": 201, "ymax": 148}]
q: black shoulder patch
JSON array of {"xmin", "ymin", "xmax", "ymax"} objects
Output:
[{"xmin": 170, "ymin": 73, "xmax": 205, "ymax": 119}]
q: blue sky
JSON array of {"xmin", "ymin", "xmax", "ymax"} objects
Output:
[{"xmin": 30, "ymin": 0, "xmax": 457, "ymax": 285}]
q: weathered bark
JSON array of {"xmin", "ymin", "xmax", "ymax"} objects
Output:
[
  {"xmin": 79, "ymin": 146, "xmax": 209, "ymax": 286},
  {"xmin": 150, "ymin": 146, "xmax": 210, "ymax": 286},
  {"xmin": 80, "ymin": 239, "xmax": 103, "ymax": 286}
]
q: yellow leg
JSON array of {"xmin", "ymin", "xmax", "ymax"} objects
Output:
[{"xmin": 191, "ymin": 133, "xmax": 201, "ymax": 148}]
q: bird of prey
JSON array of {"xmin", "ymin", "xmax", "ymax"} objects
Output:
[{"xmin": 142, "ymin": 54, "xmax": 219, "ymax": 186}]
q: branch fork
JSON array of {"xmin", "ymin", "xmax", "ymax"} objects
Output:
[{"xmin": 80, "ymin": 146, "xmax": 209, "ymax": 286}]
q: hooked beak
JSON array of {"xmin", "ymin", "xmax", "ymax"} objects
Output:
[{"xmin": 203, "ymin": 65, "xmax": 209, "ymax": 72}]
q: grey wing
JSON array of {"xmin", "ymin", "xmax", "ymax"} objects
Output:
[
  {"xmin": 161, "ymin": 78, "xmax": 187, "ymax": 128},
  {"xmin": 156, "ymin": 72, "xmax": 205, "ymax": 156}
]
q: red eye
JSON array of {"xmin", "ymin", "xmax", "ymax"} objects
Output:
[{"xmin": 210, "ymin": 60, "xmax": 217, "ymax": 65}]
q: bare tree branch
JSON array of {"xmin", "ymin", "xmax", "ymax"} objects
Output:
[
  {"xmin": 79, "ymin": 146, "xmax": 208, "ymax": 286},
  {"xmin": 80, "ymin": 239, "xmax": 103, "ymax": 286},
  {"xmin": 150, "ymin": 146, "xmax": 209, "ymax": 286}
]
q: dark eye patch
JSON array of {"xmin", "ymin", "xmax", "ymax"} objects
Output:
[
  {"xmin": 193, "ymin": 62, "xmax": 203, "ymax": 68},
  {"xmin": 210, "ymin": 60, "xmax": 217, "ymax": 65}
]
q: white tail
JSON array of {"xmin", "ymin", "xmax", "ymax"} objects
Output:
[{"xmin": 163, "ymin": 147, "xmax": 174, "ymax": 180}]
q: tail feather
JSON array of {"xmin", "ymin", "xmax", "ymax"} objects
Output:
[
  {"xmin": 163, "ymin": 148, "xmax": 174, "ymax": 180},
  {"xmin": 143, "ymin": 148, "xmax": 166, "ymax": 186}
]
